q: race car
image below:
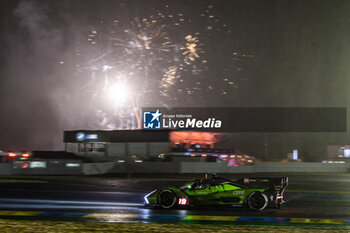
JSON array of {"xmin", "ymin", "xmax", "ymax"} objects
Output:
[{"xmin": 144, "ymin": 174, "xmax": 288, "ymax": 211}]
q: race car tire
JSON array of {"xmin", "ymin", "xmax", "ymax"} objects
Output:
[
  {"xmin": 157, "ymin": 189, "xmax": 177, "ymax": 209},
  {"xmin": 247, "ymin": 192, "xmax": 268, "ymax": 211}
]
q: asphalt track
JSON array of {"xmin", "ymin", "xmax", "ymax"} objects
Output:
[{"xmin": 0, "ymin": 173, "xmax": 349, "ymax": 227}]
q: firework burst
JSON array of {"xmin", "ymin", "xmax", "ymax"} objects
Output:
[
  {"xmin": 76, "ymin": 1, "xmax": 243, "ymax": 129},
  {"xmin": 183, "ymin": 35, "xmax": 201, "ymax": 64},
  {"xmin": 160, "ymin": 65, "xmax": 180, "ymax": 97}
]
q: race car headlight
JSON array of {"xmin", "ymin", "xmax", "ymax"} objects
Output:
[
  {"xmin": 144, "ymin": 190, "xmax": 156, "ymax": 205},
  {"xmin": 144, "ymin": 195, "xmax": 149, "ymax": 204}
]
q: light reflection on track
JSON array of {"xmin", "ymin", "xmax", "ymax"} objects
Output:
[
  {"xmin": 0, "ymin": 173, "xmax": 350, "ymax": 220},
  {"xmin": 0, "ymin": 198, "xmax": 143, "ymax": 210}
]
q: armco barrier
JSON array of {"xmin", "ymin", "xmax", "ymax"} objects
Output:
[
  {"xmin": 180, "ymin": 162, "xmax": 255, "ymax": 173},
  {"xmin": 91, "ymin": 162, "xmax": 350, "ymax": 174},
  {"xmin": 114, "ymin": 162, "xmax": 349, "ymax": 174},
  {"xmin": 1, "ymin": 161, "xmax": 349, "ymax": 175},
  {"xmin": 254, "ymin": 162, "xmax": 349, "ymax": 173},
  {"xmin": 110, "ymin": 162, "xmax": 181, "ymax": 174},
  {"xmin": 180, "ymin": 162, "xmax": 225, "ymax": 173},
  {"xmin": 224, "ymin": 165, "xmax": 256, "ymax": 173},
  {"xmin": 0, "ymin": 163, "xmax": 12, "ymax": 175},
  {"xmin": 181, "ymin": 162, "xmax": 349, "ymax": 173},
  {"xmin": 83, "ymin": 162, "xmax": 116, "ymax": 175},
  {"xmin": 10, "ymin": 160, "xmax": 82, "ymax": 175},
  {"xmin": 11, "ymin": 167, "xmax": 82, "ymax": 175}
]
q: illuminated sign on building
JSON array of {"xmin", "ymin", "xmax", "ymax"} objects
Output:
[
  {"xmin": 143, "ymin": 109, "xmax": 222, "ymax": 129},
  {"xmin": 76, "ymin": 132, "xmax": 85, "ymax": 141},
  {"xmin": 344, "ymin": 149, "xmax": 350, "ymax": 158},
  {"xmin": 85, "ymin": 134, "xmax": 98, "ymax": 140},
  {"xmin": 293, "ymin": 150, "xmax": 298, "ymax": 160},
  {"xmin": 76, "ymin": 132, "xmax": 98, "ymax": 141}
]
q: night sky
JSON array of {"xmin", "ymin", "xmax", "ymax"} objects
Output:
[{"xmin": 0, "ymin": 0, "xmax": 349, "ymax": 159}]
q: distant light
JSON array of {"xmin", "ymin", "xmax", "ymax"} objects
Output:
[
  {"xmin": 201, "ymin": 154, "xmax": 207, "ymax": 157},
  {"xmin": 102, "ymin": 65, "xmax": 113, "ymax": 72},
  {"xmin": 135, "ymin": 160, "xmax": 143, "ymax": 163},
  {"xmin": 344, "ymin": 149, "xmax": 350, "ymax": 158},
  {"xmin": 8, "ymin": 152, "xmax": 16, "ymax": 158},
  {"xmin": 30, "ymin": 161, "xmax": 46, "ymax": 168},
  {"xmin": 106, "ymin": 83, "xmax": 129, "ymax": 105},
  {"xmin": 334, "ymin": 161, "xmax": 345, "ymax": 164},
  {"xmin": 247, "ymin": 159, "xmax": 253, "ymax": 163},
  {"xmin": 230, "ymin": 155, "xmax": 236, "ymax": 158},
  {"xmin": 85, "ymin": 134, "xmax": 98, "ymax": 140},
  {"xmin": 190, "ymin": 154, "xmax": 196, "ymax": 157},
  {"xmin": 293, "ymin": 150, "xmax": 298, "ymax": 160},
  {"xmin": 118, "ymin": 160, "xmax": 125, "ymax": 163},
  {"xmin": 325, "ymin": 160, "xmax": 346, "ymax": 164},
  {"xmin": 66, "ymin": 163, "xmax": 80, "ymax": 167},
  {"xmin": 22, "ymin": 153, "xmax": 30, "ymax": 158}
]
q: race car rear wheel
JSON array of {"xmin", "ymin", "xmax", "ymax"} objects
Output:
[
  {"xmin": 157, "ymin": 190, "xmax": 177, "ymax": 209},
  {"xmin": 247, "ymin": 192, "xmax": 268, "ymax": 211}
]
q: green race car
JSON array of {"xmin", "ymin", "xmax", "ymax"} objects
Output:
[{"xmin": 144, "ymin": 175, "xmax": 288, "ymax": 211}]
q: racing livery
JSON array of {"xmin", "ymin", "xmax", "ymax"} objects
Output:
[{"xmin": 144, "ymin": 174, "xmax": 288, "ymax": 211}]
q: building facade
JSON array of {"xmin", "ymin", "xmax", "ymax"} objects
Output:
[
  {"xmin": 64, "ymin": 130, "xmax": 170, "ymax": 159},
  {"xmin": 63, "ymin": 130, "xmax": 254, "ymax": 165}
]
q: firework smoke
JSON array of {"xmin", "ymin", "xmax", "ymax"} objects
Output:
[{"xmin": 77, "ymin": 1, "xmax": 241, "ymax": 129}]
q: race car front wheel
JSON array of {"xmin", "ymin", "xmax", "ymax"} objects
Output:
[
  {"xmin": 157, "ymin": 190, "xmax": 177, "ymax": 209},
  {"xmin": 247, "ymin": 192, "xmax": 268, "ymax": 211}
]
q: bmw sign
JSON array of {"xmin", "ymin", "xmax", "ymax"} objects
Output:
[
  {"xmin": 76, "ymin": 132, "xmax": 85, "ymax": 141},
  {"xmin": 76, "ymin": 132, "xmax": 98, "ymax": 141}
]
